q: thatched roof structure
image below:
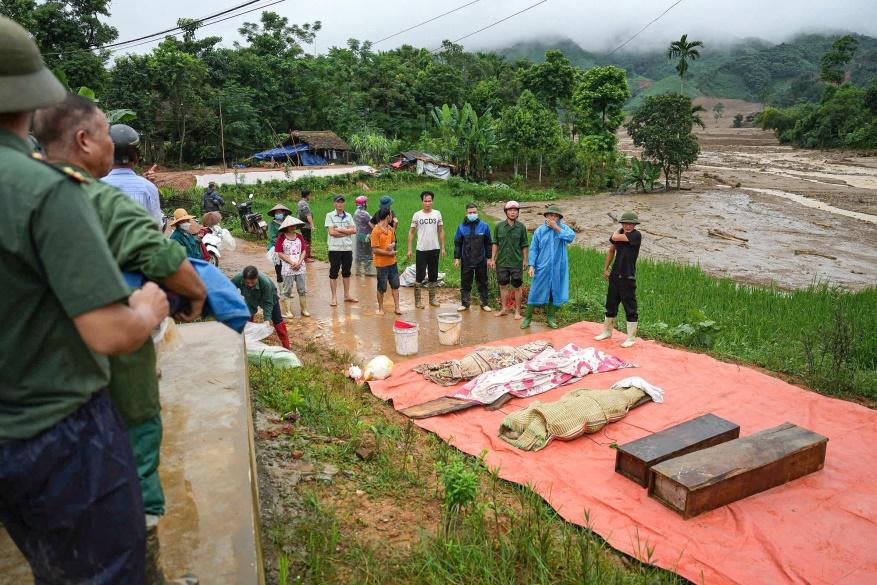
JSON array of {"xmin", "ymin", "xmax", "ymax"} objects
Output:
[{"xmin": 289, "ymin": 131, "xmax": 349, "ymax": 151}]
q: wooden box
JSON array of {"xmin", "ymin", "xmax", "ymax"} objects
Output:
[
  {"xmin": 615, "ymin": 413, "xmax": 740, "ymax": 487},
  {"xmin": 649, "ymin": 422, "xmax": 828, "ymax": 519}
]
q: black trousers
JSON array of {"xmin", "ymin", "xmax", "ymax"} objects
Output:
[
  {"xmin": 274, "ymin": 262, "xmax": 283, "ymax": 282},
  {"xmin": 460, "ymin": 262, "xmax": 489, "ymax": 307},
  {"xmin": 328, "ymin": 250, "xmax": 353, "ymax": 279},
  {"xmin": 416, "ymin": 249, "xmax": 440, "ymax": 284},
  {"xmin": 0, "ymin": 391, "xmax": 145, "ymax": 584},
  {"xmin": 605, "ymin": 276, "xmax": 638, "ymax": 321}
]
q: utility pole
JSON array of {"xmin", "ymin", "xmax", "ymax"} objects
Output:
[{"xmin": 219, "ymin": 99, "xmax": 227, "ymax": 171}]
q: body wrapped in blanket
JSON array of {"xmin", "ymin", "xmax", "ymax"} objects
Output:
[
  {"xmin": 499, "ymin": 377, "xmax": 665, "ymax": 451},
  {"xmin": 412, "ymin": 340, "xmax": 552, "ymax": 386}
]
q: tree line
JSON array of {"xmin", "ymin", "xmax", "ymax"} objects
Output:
[
  {"xmin": 756, "ymin": 35, "xmax": 877, "ymax": 149},
  {"xmin": 6, "ymin": 1, "xmax": 707, "ymax": 190}
]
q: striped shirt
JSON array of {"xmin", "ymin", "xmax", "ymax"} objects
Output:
[{"xmin": 101, "ymin": 168, "xmax": 162, "ymax": 226}]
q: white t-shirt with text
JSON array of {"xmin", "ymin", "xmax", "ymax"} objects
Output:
[{"xmin": 410, "ymin": 209, "xmax": 443, "ymax": 252}]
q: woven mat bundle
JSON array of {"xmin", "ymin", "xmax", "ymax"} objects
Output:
[{"xmin": 499, "ymin": 386, "xmax": 649, "ymax": 451}]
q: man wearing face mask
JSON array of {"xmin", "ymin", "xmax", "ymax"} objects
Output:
[
  {"xmin": 267, "ymin": 202, "xmax": 292, "ymax": 283},
  {"xmin": 169, "ymin": 208, "xmax": 204, "ymax": 260},
  {"xmin": 453, "ymin": 202, "xmax": 493, "ymax": 312}
]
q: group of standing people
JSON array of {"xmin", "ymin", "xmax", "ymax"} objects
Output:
[{"xmin": 249, "ymin": 186, "xmax": 642, "ymax": 345}]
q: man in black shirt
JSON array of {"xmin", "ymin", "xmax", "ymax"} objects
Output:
[{"xmin": 595, "ymin": 211, "xmax": 642, "ymax": 347}]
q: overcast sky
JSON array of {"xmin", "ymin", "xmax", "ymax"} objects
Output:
[{"xmin": 104, "ymin": 0, "xmax": 877, "ymax": 56}]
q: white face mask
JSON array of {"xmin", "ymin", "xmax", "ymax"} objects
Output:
[{"xmin": 178, "ymin": 222, "xmax": 191, "ymax": 231}]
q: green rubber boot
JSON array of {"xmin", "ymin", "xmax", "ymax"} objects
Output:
[
  {"xmin": 428, "ymin": 282, "xmax": 440, "ymax": 307},
  {"xmin": 546, "ymin": 304, "xmax": 559, "ymax": 329},
  {"xmin": 414, "ymin": 284, "xmax": 424, "ymax": 309},
  {"xmin": 520, "ymin": 304, "xmax": 535, "ymax": 329}
]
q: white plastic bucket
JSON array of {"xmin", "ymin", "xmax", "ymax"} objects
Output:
[
  {"xmin": 394, "ymin": 323, "xmax": 419, "ymax": 355},
  {"xmin": 437, "ymin": 313, "xmax": 462, "ymax": 346}
]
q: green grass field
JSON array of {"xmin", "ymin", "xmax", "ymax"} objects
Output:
[{"xmin": 163, "ymin": 178, "xmax": 876, "ymax": 402}]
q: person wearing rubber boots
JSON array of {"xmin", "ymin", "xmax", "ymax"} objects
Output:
[
  {"xmin": 267, "ymin": 202, "xmax": 292, "ymax": 283},
  {"xmin": 33, "ymin": 94, "xmax": 206, "ymax": 585},
  {"xmin": 491, "ymin": 200, "xmax": 529, "ymax": 320},
  {"xmin": 232, "ymin": 266, "xmax": 291, "ymax": 350},
  {"xmin": 407, "ymin": 190, "xmax": 445, "ymax": 308},
  {"xmin": 275, "ymin": 215, "xmax": 310, "ymax": 318},
  {"xmin": 595, "ymin": 211, "xmax": 642, "ymax": 347},
  {"xmin": 0, "ymin": 17, "xmax": 171, "ymax": 584},
  {"xmin": 521, "ymin": 205, "xmax": 575, "ymax": 329}
]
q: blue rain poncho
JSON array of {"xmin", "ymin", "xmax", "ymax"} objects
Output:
[{"xmin": 526, "ymin": 222, "xmax": 575, "ymax": 306}]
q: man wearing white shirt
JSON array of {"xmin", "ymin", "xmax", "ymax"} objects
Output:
[
  {"xmin": 324, "ymin": 194, "xmax": 358, "ymax": 306},
  {"xmin": 407, "ymin": 190, "xmax": 445, "ymax": 308}
]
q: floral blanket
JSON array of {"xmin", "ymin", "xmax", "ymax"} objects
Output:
[{"xmin": 448, "ymin": 343, "xmax": 632, "ymax": 405}]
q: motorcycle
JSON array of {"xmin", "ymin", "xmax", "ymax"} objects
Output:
[
  {"xmin": 233, "ymin": 194, "xmax": 268, "ymax": 239},
  {"xmin": 201, "ymin": 224, "xmax": 235, "ymax": 267}
]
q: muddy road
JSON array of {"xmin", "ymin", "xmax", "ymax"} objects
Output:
[
  {"xmin": 491, "ymin": 98, "xmax": 876, "ymax": 291},
  {"xmin": 220, "ymin": 239, "xmax": 544, "ymax": 361}
]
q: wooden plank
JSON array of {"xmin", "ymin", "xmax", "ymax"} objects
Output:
[
  {"xmin": 615, "ymin": 414, "xmax": 740, "ymax": 487},
  {"xmin": 400, "ymin": 392, "xmax": 512, "ymax": 419},
  {"xmin": 649, "ymin": 422, "xmax": 828, "ymax": 518},
  {"xmin": 399, "ymin": 396, "xmax": 474, "ymax": 419}
]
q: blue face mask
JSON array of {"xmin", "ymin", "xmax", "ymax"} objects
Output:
[
  {"xmin": 275, "ymin": 213, "xmax": 285, "ymax": 220},
  {"xmin": 467, "ymin": 213, "xmax": 478, "ymax": 222}
]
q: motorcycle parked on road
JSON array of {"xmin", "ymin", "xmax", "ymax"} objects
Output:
[{"xmin": 233, "ymin": 194, "xmax": 268, "ymax": 239}]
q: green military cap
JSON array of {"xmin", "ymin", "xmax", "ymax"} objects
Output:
[
  {"xmin": 543, "ymin": 204, "xmax": 564, "ymax": 219},
  {"xmin": 0, "ymin": 16, "xmax": 66, "ymax": 113},
  {"xmin": 619, "ymin": 211, "xmax": 640, "ymax": 224}
]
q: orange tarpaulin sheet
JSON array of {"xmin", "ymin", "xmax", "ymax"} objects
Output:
[{"xmin": 369, "ymin": 321, "xmax": 877, "ymax": 585}]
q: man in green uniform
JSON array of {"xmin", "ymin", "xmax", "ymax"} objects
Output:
[
  {"xmin": 33, "ymin": 94, "xmax": 206, "ymax": 585},
  {"xmin": 0, "ymin": 16, "xmax": 169, "ymax": 584},
  {"xmin": 231, "ymin": 266, "xmax": 292, "ymax": 349},
  {"xmin": 490, "ymin": 200, "xmax": 529, "ymax": 320}
]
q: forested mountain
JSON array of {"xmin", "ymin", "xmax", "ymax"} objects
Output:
[{"xmin": 498, "ymin": 34, "xmax": 877, "ymax": 108}]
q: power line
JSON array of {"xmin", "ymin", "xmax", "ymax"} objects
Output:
[
  {"xmin": 431, "ymin": 0, "xmax": 550, "ymax": 53},
  {"xmin": 604, "ymin": 0, "xmax": 685, "ymax": 57},
  {"xmin": 371, "ymin": 0, "xmax": 483, "ymax": 46},
  {"xmin": 41, "ymin": 0, "xmax": 280, "ymax": 56},
  {"xmin": 104, "ymin": 0, "xmax": 288, "ymax": 55},
  {"xmin": 101, "ymin": 0, "xmax": 268, "ymax": 50}
]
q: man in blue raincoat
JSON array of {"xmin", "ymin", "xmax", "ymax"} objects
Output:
[{"xmin": 521, "ymin": 205, "xmax": 575, "ymax": 329}]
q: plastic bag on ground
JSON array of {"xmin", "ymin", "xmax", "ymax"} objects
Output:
[
  {"xmin": 398, "ymin": 265, "xmax": 445, "ymax": 287},
  {"xmin": 363, "ymin": 355, "xmax": 394, "ymax": 381},
  {"xmin": 243, "ymin": 321, "xmax": 301, "ymax": 369}
]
